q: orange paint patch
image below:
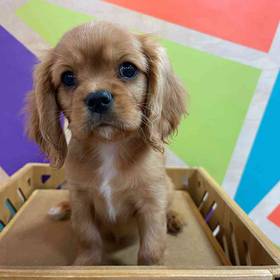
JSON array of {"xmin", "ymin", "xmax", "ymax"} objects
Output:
[
  {"xmin": 268, "ymin": 204, "xmax": 280, "ymax": 227},
  {"xmin": 105, "ymin": 0, "xmax": 280, "ymax": 52}
]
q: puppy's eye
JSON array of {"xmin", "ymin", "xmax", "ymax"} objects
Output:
[
  {"xmin": 119, "ymin": 62, "xmax": 138, "ymax": 80},
  {"xmin": 61, "ymin": 71, "xmax": 76, "ymax": 87}
]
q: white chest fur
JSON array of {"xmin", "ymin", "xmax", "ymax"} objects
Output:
[{"xmin": 98, "ymin": 144, "xmax": 117, "ymax": 222}]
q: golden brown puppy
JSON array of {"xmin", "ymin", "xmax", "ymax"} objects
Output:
[{"xmin": 26, "ymin": 22, "xmax": 187, "ymax": 265}]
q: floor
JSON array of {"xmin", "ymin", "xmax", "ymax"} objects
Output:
[{"xmin": 0, "ymin": 0, "xmax": 279, "ymax": 247}]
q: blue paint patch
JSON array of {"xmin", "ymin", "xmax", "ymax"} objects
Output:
[
  {"xmin": 235, "ymin": 72, "xmax": 280, "ymax": 213},
  {"xmin": 0, "ymin": 220, "xmax": 5, "ymax": 232},
  {"xmin": 5, "ymin": 199, "xmax": 17, "ymax": 218}
]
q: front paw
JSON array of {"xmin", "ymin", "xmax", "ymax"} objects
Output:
[
  {"xmin": 73, "ymin": 249, "xmax": 102, "ymax": 266},
  {"xmin": 138, "ymin": 247, "xmax": 165, "ymax": 265},
  {"xmin": 167, "ymin": 210, "xmax": 185, "ymax": 235}
]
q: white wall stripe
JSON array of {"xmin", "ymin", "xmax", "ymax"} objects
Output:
[
  {"xmin": 269, "ymin": 23, "xmax": 280, "ymax": 65},
  {"xmin": 165, "ymin": 148, "xmax": 187, "ymax": 167},
  {"xmin": 222, "ymin": 69, "xmax": 279, "ymax": 198},
  {"xmin": 222, "ymin": 22, "xmax": 280, "ymax": 198}
]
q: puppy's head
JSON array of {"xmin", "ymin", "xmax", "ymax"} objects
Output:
[{"xmin": 26, "ymin": 22, "xmax": 187, "ymax": 168}]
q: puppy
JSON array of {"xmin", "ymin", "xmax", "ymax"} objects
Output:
[{"xmin": 26, "ymin": 22, "xmax": 187, "ymax": 265}]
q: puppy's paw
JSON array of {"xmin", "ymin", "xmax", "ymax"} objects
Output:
[
  {"xmin": 167, "ymin": 210, "xmax": 185, "ymax": 235},
  {"xmin": 138, "ymin": 249, "xmax": 165, "ymax": 265},
  {"xmin": 73, "ymin": 250, "xmax": 102, "ymax": 266},
  {"xmin": 48, "ymin": 201, "xmax": 71, "ymax": 220}
]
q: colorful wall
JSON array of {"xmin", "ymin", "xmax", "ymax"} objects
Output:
[{"xmin": 0, "ymin": 0, "xmax": 279, "ymax": 246}]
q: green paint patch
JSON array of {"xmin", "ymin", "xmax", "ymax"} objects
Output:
[
  {"xmin": 16, "ymin": 0, "xmax": 261, "ymax": 183},
  {"xmin": 16, "ymin": 0, "xmax": 93, "ymax": 46},
  {"xmin": 162, "ymin": 39, "xmax": 261, "ymax": 182}
]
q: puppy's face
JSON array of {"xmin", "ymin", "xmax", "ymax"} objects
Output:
[
  {"xmin": 52, "ymin": 23, "xmax": 147, "ymax": 141},
  {"xmin": 26, "ymin": 22, "xmax": 187, "ymax": 167}
]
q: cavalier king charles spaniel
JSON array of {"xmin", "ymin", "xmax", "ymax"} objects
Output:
[{"xmin": 26, "ymin": 21, "xmax": 187, "ymax": 265}]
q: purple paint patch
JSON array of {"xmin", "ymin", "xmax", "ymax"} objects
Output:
[
  {"xmin": 41, "ymin": 174, "xmax": 51, "ymax": 184},
  {"xmin": 205, "ymin": 202, "xmax": 217, "ymax": 224},
  {"xmin": 205, "ymin": 207, "xmax": 215, "ymax": 223},
  {"xmin": 0, "ymin": 26, "xmax": 45, "ymax": 175}
]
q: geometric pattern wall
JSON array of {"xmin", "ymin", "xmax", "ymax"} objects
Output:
[{"xmin": 0, "ymin": 0, "xmax": 279, "ymax": 246}]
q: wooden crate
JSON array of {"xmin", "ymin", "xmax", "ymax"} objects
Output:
[{"xmin": 0, "ymin": 163, "xmax": 279, "ymax": 279}]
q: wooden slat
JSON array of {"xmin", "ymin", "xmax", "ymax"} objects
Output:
[
  {"xmin": 0, "ymin": 167, "xmax": 9, "ymax": 188},
  {"xmin": 166, "ymin": 167, "xmax": 196, "ymax": 190},
  {"xmin": 186, "ymin": 193, "xmax": 231, "ymax": 265},
  {"xmin": 0, "ymin": 164, "xmax": 34, "ymax": 224},
  {"xmin": 0, "ymin": 267, "xmax": 274, "ymax": 280},
  {"xmin": 269, "ymin": 266, "xmax": 280, "ymax": 280},
  {"xmin": 197, "ymin": 168, "xmax": 280, "ymax": 266},
  {"xmin": 31, "ymin": 163, "xmax": 65, "ymax": 189}
]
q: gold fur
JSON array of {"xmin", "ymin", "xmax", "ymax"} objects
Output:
[{"xmin": 26, "ymin": 22, "xmax": 187, "ymax": 265}]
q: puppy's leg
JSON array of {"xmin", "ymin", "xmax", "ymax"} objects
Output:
[
  {"xmin": 137, "ymin": 208, "xmax": 166, "ymax": 265},
  {"xmin": 70, "ymin": 190, "xmax": 103, "ymax": 265},
  {"xmin": 165, "ymin": 175, "xmax": 185, "ymax": 235},
  {"xmin": 166, "ymin": 209, "xmax": 185, "ymax": 235}
]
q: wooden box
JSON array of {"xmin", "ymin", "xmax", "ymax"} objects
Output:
[{"xmin": 0, "ymin": 163, "xmax": 279, "ymax": 279}]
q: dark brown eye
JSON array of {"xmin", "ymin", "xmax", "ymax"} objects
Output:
[
  {"xmin": 61, "ymin": 71, "xmax": 76, "ymax": 87},
  {"xmin": 119, "ymin": 62, "xmax": 138, "ymax": 80}
]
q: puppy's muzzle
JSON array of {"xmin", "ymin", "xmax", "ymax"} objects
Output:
[{"xmin": 85, "ymin": 90, "xmax": 113, "ymax": 114}]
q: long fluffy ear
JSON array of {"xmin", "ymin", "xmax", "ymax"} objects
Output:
[
  {"xmin": 25, "ymin": 52, "xmax": 67, "ymax": 168},
  {"xmin": 139, "ymin": 35, "xmax": 187, "ymax": 151}
]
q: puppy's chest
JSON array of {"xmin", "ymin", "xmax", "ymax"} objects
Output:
[{"xmin": 95, "ymin": 144, "xmax": 127, "ymax": 222}]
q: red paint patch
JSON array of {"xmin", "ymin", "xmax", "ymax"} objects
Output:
[
  {"xmin": 268, "ymin": 204, "xmax": 280, "ymax": 227},
  {"xmin": 105, "ymin": 0, "xmax": 280, "ymax": 52}
]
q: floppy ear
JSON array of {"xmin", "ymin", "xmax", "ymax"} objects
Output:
[
  {"xmin": 139, "ymin": 35, "xmax": 187, "ymax": 151},
  {"xmin": 25, "ymin": 51, "xmax": 67, "ymax": 168}
]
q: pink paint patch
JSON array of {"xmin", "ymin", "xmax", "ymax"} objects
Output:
[
  {"xmin": 105, "ymin": 0, "xmax": 280, "ymax": 52},
  {"xmin": 268, "ymin": 204, "xmax": 280, "ymax": 227}
]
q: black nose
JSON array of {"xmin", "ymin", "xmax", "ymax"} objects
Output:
[{"xmin": 85, "ymin": 90, "xmax": 113, "ymax": 113}]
